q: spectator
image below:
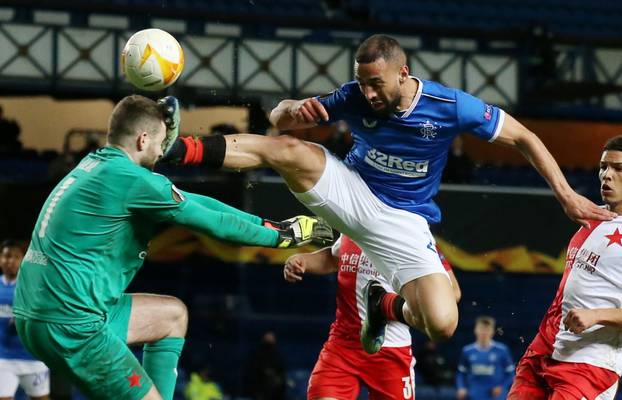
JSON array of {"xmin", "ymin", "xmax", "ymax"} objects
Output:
[
  {"xmin": 442, "ymin": 135, "xmax": 475, "ymax": 184},
  {"xmin": 0, "ymin": 239, "xmax": 51, "ymax": 400},
  {"xmin": 456, "ymin": 316, "xmax": 514, "ymax": 400},
  {"xmin": 184, "ymin": 366, "xmax": 224, "ymax": 400},
  {"xmin": 0, "ymin": 105, "xmax": 23, "ymax": 155},
  {"xmin": 243, "ymin": 331, "xmax": 286, "ymax": 400}
]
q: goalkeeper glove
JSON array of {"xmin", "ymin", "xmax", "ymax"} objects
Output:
[
  {"xmin": 264, "ymin": 216, "xmax": 334, "ymax": 248},
  {"xmin": 157, "ymin": 96, "xmax": 181, "ymax": 155}
]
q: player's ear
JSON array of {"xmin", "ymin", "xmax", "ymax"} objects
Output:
[
  {"xmin": 399, "ymin": 65, "xmax": 409, "ymax": 83},
  {"xmin": 136, "ymin": 131, "xmax": 148, "ymax": 151}
]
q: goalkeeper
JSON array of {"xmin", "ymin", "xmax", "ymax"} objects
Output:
[{"xmin": 13, "ymin": 95, "xmax": 332, "ymax": 400}]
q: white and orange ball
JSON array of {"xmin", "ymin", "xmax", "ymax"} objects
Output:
[{"xmin": 121, "ymin": 28, "xmax": 184, "ymax": 91}]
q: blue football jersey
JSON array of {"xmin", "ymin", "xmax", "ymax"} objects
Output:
[
  {"xmin": 318, "ymin": 78, "xmax": 504, "ymax": 223},
  {"xmin": 456, "ymin": 341, "xmax": 515, "ymax": 400},
  {"xmin": 0, "ymin": 276, "xmax": 35, "ymax": 360}
]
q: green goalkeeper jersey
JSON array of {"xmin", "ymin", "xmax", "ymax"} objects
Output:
[{"xmin": 14, "ymin": 147, "xmax": 277, "ymax": 324}]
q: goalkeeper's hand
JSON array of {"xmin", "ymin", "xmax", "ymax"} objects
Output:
[
  {"xmin": 264, "ymin": 216, "xmax": 334, "ymax": 248},
  {"xmin": 157, "ymin": 96, "xmax": 181, "ymax": 155}
]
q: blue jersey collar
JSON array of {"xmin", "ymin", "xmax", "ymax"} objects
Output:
[
  {"xmin": 1, "ymin": 275, "xmax": 16, "ymax": 286},
  {"xmin": 396, "ymin": 76, "xmax": 423, "ymax": 119}
]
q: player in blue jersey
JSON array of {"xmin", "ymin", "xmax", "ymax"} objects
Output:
[
  {"xmin": 0, "ymin": 240, "xmax": 50, "ymax": 400},
  {"xmin": 456, "ymin": 316, "xmax": 514, "ymax": 400},
  {"xmin": 162, "ymin": 34, "xmax": 614, "ymax": 354}
]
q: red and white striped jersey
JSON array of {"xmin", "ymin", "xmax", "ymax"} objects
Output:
[{"xmin": 528, "ymin": 218, "xmax": 622, "ymax": 375}]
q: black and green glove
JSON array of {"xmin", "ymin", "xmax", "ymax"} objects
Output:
[{"xmin": 264, "ymin": 216, "xmax": 334, "ymax": 248}]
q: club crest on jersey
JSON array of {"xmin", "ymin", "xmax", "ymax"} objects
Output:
[
  {"xmin": 362, "ymin": 118, "xmax": 378, "ymax": 129},
  {"xmin": 419, "ymin": 120, "xmax": 440, "ymax": 140}
]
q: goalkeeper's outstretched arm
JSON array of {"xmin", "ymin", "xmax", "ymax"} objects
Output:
[
  {"xmin": 172, "ymin": 198, "xmax": 333, "ymax": 248},
  {"xmin": 179, "ymin": 191, "xmax": 333, "ymax": 247},
  {"xmin": 173, "ymin": 199, "xmax": 279, "ymax": 247},
  {"xmin": 181, "ymin": 191, "xmax": 262, "ymax": 225}
]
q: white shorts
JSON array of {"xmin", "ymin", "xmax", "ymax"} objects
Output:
[
  {"xmin": 0, "ymin": 359, "xmax": 50, "ymax": 397},
  {"xmin": 294, "ymin": 148, "xmax": 447, "ymax": 292}
]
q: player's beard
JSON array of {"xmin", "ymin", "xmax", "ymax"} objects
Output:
[{"xmin": 373, "ymin": 96, "xmax": 401, "ymax": 118}]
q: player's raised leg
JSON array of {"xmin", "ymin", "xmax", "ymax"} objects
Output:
[
  {"xmin": 228, "ymin": 135, "xmax": 459, "ymax": 342},
  {"xmin": 125, "ymin": 294, "xmax": 188, "ymax": 400},
  {"xmin": 224, "ymin": 134, "xmax": 326, "ymax": 193}
]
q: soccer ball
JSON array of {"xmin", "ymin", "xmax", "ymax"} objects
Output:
[{"xmin": 121, "ymin": 28, "xmax": 184, "ymax": 91}]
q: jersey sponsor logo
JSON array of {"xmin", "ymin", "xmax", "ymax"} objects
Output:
[
  {"xmin": 77, "ymin": 158, "xmax": 100, "ymax": 172},
  {"xmin": 471, "ymin": 364, "xmax": 495, "ymax": 376},
  {"xmin": 339, "ymin": 263, "xmax": 381, "ymax": 278},
  {"xmin": 579, "ymin": 248, "xmax": 601, "ymax": 266},
  {"xmin": 0, "ymin": 304, "xmax": 12, "ymax": 318},
  {"xmin": 573, "ymin": 248, "xmax": 601, "ymax": 274},
  {"xmin": 566, "ymin": 246, "xmax": 579, "ymax": 269},
  {"xmin": 339, "ymin": 251, "xmax": 380, "ymax": 278},
  {"xmin": 362, "ymin": 118, "xmax": 378, "ymax": 129},
  {"xmin": 419, "ymin": 120, "xmax": 440, "ymax": 140},
  {"xmin": 23, "ymin": 249, "xmax": 48, "ymax": 266},
  {"xmin": 364, "ymin": 148, "xmax": 429, "ymax": 178}
]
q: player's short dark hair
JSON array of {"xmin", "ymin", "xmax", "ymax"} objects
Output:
[
  {"xmin": 603, "ymin": 135, "xmax": 622, "ymax": 152},
  {"xmin": 475, "ymin": 315, "xmax": 496, "ymax": 327},
  {"xmin": 108, "ymin": 95, "xmax": 165, "ymax": 145},
  {"xmin": 355, "ymin": 34, "xmax": 407, "ymax": 66}
]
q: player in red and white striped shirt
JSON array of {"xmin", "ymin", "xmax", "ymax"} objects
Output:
[
  {"xmin": 284, "ymin": 235, "xmax": 460, "ymax": 400},
  {"xmin": 508, "ymin": 135, "xmax": 622, "ymax": 400}
]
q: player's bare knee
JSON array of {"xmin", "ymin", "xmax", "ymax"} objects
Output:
[
  {"xmin": 165, "ymin": 297, "xmax": 188, "ymax": 337},
  {"xmin": 267, "ymin": 135, "xmax": 306, "ymax": 168},
  {"xmin": 422, "ymin": 302, "xmax": 458, "ymax": 341},
  {"xmin": 428, "ymin": 315, "xmax": 458, "ymax": 342},
  {"xmin": 141, "ymin": 385, "xmax": 163, "ymax": 400}
]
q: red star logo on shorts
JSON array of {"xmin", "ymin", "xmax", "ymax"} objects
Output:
[
  {"xmin": 127, "ymin": 371, "xmax": 142, "ymax": 388},
  {"xmin": 605, "ymin": 228, "xmax": 622, "ymax": 247}
]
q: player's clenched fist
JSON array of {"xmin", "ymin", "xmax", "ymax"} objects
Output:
[
  {"xmin": 563, "ymin": 308, "xmax": 599, "ymax": 334},
  {"xmin": 284, "ymin": 255, "xmax": 306, "ymax": 283},
  {"xmin": 290, "ymin": 98, "xmax": 329, "ymax": 124}
]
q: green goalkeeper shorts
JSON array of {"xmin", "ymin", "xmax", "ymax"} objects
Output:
[{"xmin": 16, "ymin": 294, "xmax": 153, "ymax": 400}]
